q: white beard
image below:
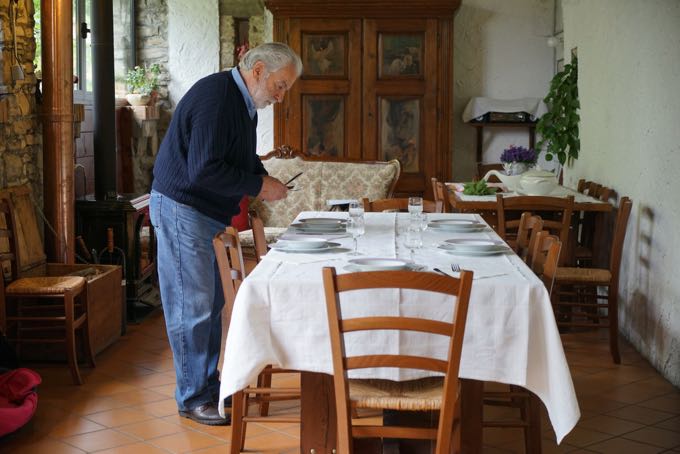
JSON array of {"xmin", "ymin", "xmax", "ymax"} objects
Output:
[{"xmin": 252, "ymin": 76, "xmax": 273, "ymax": 109}]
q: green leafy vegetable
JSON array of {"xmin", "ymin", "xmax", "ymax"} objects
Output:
[{"xmin": 462, "ymin": 180, "xmax": 497, "ymax": 196}]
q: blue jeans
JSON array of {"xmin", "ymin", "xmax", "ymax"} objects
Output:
[{"xmin": 149, "ymin": 190, "xmax": 226, "ymax": 411}]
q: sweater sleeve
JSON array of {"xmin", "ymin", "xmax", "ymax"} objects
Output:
[{"xmin": 185, "ymin": 108, "xmax": 263, "ymax": 198}]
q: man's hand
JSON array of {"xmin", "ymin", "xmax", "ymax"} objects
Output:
[{"xmin": 257, "ymin": 175, "xmax": 288, "ymax": 201}]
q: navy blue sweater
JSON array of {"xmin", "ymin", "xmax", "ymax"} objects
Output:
[{"xmin": 152, "ymin": 70, "xmax": 265, "ymax": 224}]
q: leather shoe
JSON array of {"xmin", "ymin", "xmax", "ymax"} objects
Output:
[{"xmin": 179, "ymin": 403, "xmax": 230, "ymax": 426}]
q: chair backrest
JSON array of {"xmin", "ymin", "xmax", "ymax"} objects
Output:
[
  {"xmin": 608, "ymin": 197, "xmax": 633, "ymax": 287},
  {"xmin": 248, "ymin": 210, "xmax": 268, "ymax": 263},
  {"xmin": 362, "ymin": 197, "xmax": 443, "ymax": 213},
  {"xmin": 515, "ymin": 212, "xmax": 543, "ymax": 262},
  {"xmin": 496, "ymin": 194, "xmax": 574, "ymax": 253},
  {"xmin": 0, "ymin": 198, "xmax": 20, "ymax": 283},
  {"xmin": 322, "ymin": 267, "xmax": 473, "ymax": 454},
  {"xmin": 477, "ymin": 162, "xmax": 504, "ymax": 183},
  {"xmin": 212, "ymin": 226, "xmax": 246, "ymax": 319},
  {"xmin": 431, "ymin": 178, "xmax": 449, "ymax": 213},
  {"xmin": 530, "ymin": 230, "xmax": 561, "ymax": 295}
]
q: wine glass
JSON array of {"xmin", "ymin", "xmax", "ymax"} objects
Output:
[
  {"xmin": 408, "ymin": 196, "xmax": 423, "ymax": 216},
  {"xmin": 403, "ymin": 224, "xmax": 423, "ymax": 262},
  {"xmin": 347, "ymin": 201, "xmax": 365, "ymax": 255}
]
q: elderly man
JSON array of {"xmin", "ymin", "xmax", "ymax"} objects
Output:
[{"xmin": 150, "ymin": 43, "xmax": 302, "ymax": 425}]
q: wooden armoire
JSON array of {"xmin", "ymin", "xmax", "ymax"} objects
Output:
[{"xmin": 265, "ymin": 0, "xmax": 461, "ymax": 198}]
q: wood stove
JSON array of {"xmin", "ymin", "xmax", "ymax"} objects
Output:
[{"xmin": 76, "ymin": 194, "xmax": 158, "ymax": 323}]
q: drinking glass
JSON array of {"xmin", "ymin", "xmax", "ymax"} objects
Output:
[
  {"xmin": 403, "ymin": 224, "xmax": 423, "ymax": 262},
  {"xmin": 408, "ymin": 196, "xmax": 423, "ymax": 216},
  {"xmin": 347, "ymin": 201, "xmax": 365, "ymax": 255}
]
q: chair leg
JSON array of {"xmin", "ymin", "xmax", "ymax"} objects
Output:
[
  {"xmin": 525, "ymin": 392, "xmax": 542, "ymax": 454},
  {"xmin": 230, "ymin": 390, "xmax": 246, "ymax": 454},
  {"xmin": 609, "ymin": 290, "xmax": 621, "ymax": 364},
  {"xmin": 65, "ymin": 293, "xmax": 83, "ymax": 385},
  {"xmin": 82, "ymin": 316, "xmax": 96, "ymax": 368},
  {"xmin": 258, "ymin": 369, "xmax": 272, "ymax": 416}
]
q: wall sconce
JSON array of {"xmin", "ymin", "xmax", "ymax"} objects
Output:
[{"xmin": 547, "ymin": 36, "xmax": 563, "ymax": 48}]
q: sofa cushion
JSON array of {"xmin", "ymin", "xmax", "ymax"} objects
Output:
[
  {"xmin": 320, "ymin": 160, "xmax": 400, "ymax": 204},
  {"xmin": 250, "ymin": 154, "xmax": 400, "ymax": 227}
]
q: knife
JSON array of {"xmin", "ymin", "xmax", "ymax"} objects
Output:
[{"xmin": 285, "ymin": 172, "xmax": 303, "ymax": 186}]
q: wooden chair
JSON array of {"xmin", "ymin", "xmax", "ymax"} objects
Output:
[
  {"xmin": 574, "ymin": 185, "xmax": 613, "ymax": 266},
  {"xmin": 530, "ymin": 231, "xmax": 562, "ymax": 295},
  {"xmin": 546, "ymin": 197, "xmax": 633, "ymax": 363},
  {"xmin": 513, "ymin": 212, "xmax": 544, "ymax": 262},
  {"xmin": 481, "ymin": 232, "xmax": 559, "ymax": 454},
  {"xmin": 0, "ymin": 198, "xmax": 94, "ymax": 385},
  {"xmin": 362, "ymin": 197, "xmax": 443, "ymax": 213},
  {"xmin": 431, "ymin": 177, "xmax": 450, "ymax": 213},
  {"xmin": 212, "ymin": 228, "xmax": 300, "ymax": 453},
  {"xmin": 322, "ymin": 267, "xmax": 473, "ymax": 454},
  {"xmin": 495, "ymin": 194, "xmax": 574, "ymax": 263},
  {"xmin": 477, "ymin": 162, "xmax": 504, "ymax": 183},
  {"xmin": 247, "ymin": 210, "xmax": 268, "ymax": 263}
]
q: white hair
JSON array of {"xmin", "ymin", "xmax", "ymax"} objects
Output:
[{"xmin": 239, "ymin": 42, "xmax": 303, "ymax": 76}]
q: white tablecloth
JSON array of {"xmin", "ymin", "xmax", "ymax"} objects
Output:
[{"xmin": 219, "ymin": 212, "xmax": 580, "ymax": 443}]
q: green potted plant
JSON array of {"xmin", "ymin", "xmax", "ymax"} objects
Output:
[
  {"xmin": 536, "ymin": 56, "xmax": 580, "ymax": 166},
  {"xmin": 124, "ymin": 63, "xmax": 161, "ymax": 106}
]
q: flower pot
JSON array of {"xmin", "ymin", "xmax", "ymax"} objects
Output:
[{"xmin": 125, "ymin": 93, "xmax": 150, "ymax": 106}]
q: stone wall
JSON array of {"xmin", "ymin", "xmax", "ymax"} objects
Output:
[
  {"xmin": 0, "ymin": 0, "xmax": 42, "ymax": 203},
  {"xmin": 136, "ymin": 0, "xmax": 171, "ymax": 135}
]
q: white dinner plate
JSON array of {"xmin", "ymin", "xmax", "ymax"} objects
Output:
[
  {"xmin": 344, "ymin": 263, "xmax": 425, "ymax": 272},
  {"xmin": 347, "ymin": 258, "xmax": 409, "ymax": 271},
  {"xmin": 428, "ymin": 221, "xmax": 487, "ymax": 232},
  {"xmin": 290, "ymin": 222, "xmax": 346, "ymax": 233},
  {"xmin": 442, "ymin": 238, "xmax": 505, "ymax": 252},
  {"xmin": 270, "ymin": 241, "xmax": 341, "ymax": 253},
  {"xmin": 439, "ymin": 245, "xmax": 510, "ymax": 257},
  {"xmin": 298, "ymin": 217, "xmax": 346, "ymax": 225},
  {"xmin": 275, "ymin": 238, "xmax": 328, "ymax": 250}
]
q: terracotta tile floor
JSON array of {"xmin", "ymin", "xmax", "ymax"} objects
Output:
[{"xmin": 2, "ymin": 311, "xmax": 679, "ymax": 453}]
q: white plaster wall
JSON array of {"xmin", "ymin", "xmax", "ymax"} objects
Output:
[
  {"xmin": 453, "ymin": 0, "xmax": 555, "ymax": 180},
  {"xmin": 562, "ymin": 0, "xmax": 680, "ymax": 386},
  {"xmin": 167, "ymin": 0, "xmax": 220, "ymax": 105}
]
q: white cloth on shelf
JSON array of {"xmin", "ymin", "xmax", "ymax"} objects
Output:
[{"xmin": 462, "ymin": 97, "xmax": 549, "ymax": 122}]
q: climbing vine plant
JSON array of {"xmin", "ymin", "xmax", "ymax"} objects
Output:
[{"xmin": 536, "ymin": 56, "xmax": 580, "ymax": 165}]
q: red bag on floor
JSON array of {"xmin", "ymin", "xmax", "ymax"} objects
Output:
[{"xmin": 0, "ymin": 368, "xmax": 41, "ymax": 437}]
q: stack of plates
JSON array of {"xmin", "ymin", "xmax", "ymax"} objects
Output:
[
  {"xmin": 345, "ymin": 258, "xmax": 422, "ymax": 272},
  {"xmin": 270, "ymin": 238, "xmax": 340, "ymax": 253},
  {"xmin": 427, "ymin": 219, "xmax": 486, "ymax": 233},
  {"xmin": 438, "ymin": 238, "xmax": 510, "ymax": 256},
  {"xmin": 291, "ymin": 218, "xmax": 347, "ymax": 233}
]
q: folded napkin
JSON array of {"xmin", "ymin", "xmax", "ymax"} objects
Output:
[
  {"xmin": 263, "ymin": 247, "xmax": 350, "ymax": 265},
  {"xmin": 279, "ymin": 232, "xmax": 350, "ymax": 241}
]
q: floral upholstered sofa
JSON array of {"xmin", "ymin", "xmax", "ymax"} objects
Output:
[{"xmin": 239, "ymin": 146, "xmax": 401, "ymax": 251}]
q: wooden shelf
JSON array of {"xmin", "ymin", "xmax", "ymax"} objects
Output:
[{"xmin": 469, "ymin": 121, "xmax": 537, "ymax": 163}]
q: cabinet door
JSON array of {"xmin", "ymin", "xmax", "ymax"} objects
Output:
[
  {"xmin": 363, "ymin": 18, "xmax": 439, "ymax": 196},
  {"xmin": 285, "ymin": 18, "xmax": 362, "ymax": 159}
]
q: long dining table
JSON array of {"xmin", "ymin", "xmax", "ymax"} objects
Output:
[
  {"xmin": 218, "ymin": 211, "xmax": 580, "ymax": 453},
  {"xmin": 447, "ymin": 182, "xmax": 613, "ymax": 213}
]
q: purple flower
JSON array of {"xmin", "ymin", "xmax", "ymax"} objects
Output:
[{"xmin": 500, "ymin": 145, "xmax": 537, "ymax": 164}]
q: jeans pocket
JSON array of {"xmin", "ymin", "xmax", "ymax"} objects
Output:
[{"xmin": 150, "ymin": 192, "xmax": 162, "ymax": 229}]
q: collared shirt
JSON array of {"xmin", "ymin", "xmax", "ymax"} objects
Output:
[{"xmin": 231, "ymin": 67, "xmax": 257, "ymax": 120}]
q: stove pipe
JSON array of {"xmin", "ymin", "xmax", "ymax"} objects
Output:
[{"xmin": 91, "ymin": 0, "xmax": 117, "ymax": 200}]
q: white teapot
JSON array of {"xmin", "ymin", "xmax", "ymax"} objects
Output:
[
  {"xmin": 482, "ymin": 166, "xmax": 558, "ymax": 195},
  {"xmin": 517, "ymin": 167, "xmax": 558, "ymax": 195}
]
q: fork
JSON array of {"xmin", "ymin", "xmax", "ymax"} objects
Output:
[{"xmin": 450, "ymin": 264, "xmax": 461, "ymax": 273}]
